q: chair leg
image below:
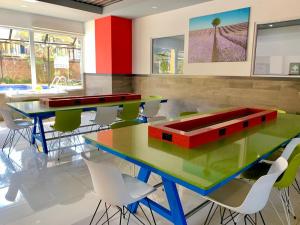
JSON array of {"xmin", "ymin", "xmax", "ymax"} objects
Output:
[
  {"xmin": 90, "ymin": 200, "xmax": 102, "ymax": 225},
  {"xmin": 228, "ymin": 210, "xmax": 237, "ymax": 225},
  {"xmin": 9, "ymin": 130, "xmax": 22, "ymax": 157},
  {"xmin": 126, "ymin": 211, "xmax": 131, "ymax": 225},
  {"xmin": 57, "ymin": 133, "xmax": 62, "ymax": 160},
  {"xmin": 146, "ymin": 198, "xmax": 157, "ymax": 225},
  {"xmin": 1, "ymin": 129, "xmax": 12, "ymax": 152},
  {"xmin": 203, "ymin": 203, "xmax": 215, "ymax": 225},
  {"xmin": 259, "ymin": 212, "xmax": 266, "ymax": 225},
  {"xmin": 244, "ymin": 214, "xmax": 256, "ymax": 225},
  {"xmin": 123, "ymin": 206, "xmax": 146, "ymax": 225},
  {"xmin": 106, "ymin": 203, "xmax": 110, "ymax": 225},
  {"xmin": 286, "ymin": 188, "xmax": 297, "ymax": 219},
  {"xmin": 119, "ymin": 207, "xmax": 122, "ymax": 225}
]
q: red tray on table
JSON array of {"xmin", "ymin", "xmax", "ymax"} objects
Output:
[
  {"xmin": 40, "ymin": 93, "xmax": 141, "ymax": 107},
  {"xmin": 148, "ymin": 107, "xmax": 277, "ymax": 148}
]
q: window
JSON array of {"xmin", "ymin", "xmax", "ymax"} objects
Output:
[
  {"xmin": 34, "ymin": 32, "xmax": 82, "ymax": 87},
  {"xmin": 254, "ymin": 19, "xmax": 300, "ymax": 76},
  {"xmin": 0, "ymin": 26, "xmax": 83, "ymax": 89},
  {"xmin": 0, "ymin": 27, "xmax": 31, "ymax": 84},
  {"xmin": 152, "ymin": 35, "xmax": 184, "ymax": 74}
]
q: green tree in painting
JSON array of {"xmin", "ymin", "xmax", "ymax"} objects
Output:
[
  {"xmin": 212, "ymin": 18, "xmax": 221, "ymax": 31},
  {"xmin": 211, "ymin": 17, "xmax": 221, "ymax": 62}
]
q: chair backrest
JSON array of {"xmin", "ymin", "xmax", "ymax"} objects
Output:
[
  {"xmin": 281, "ymin": 138, "xmax": 300, "ymax": 160},
  {"xmin": 119, "ymin": 102, "xmax": 140, "ymax": 121},
  {"xmin": 81, "ymin": 152, "xmax": 132, "ymax": 205},
  {"xmin": 237, "ymin": 157, "xmax": 288, "ymax": 214},
  {"xmin": 94, "ymin": 106, "xmax": 118, "ymax": 126},
  {"xmin": 53, "ymin": 109, "xmax": 82, "ymax": 132},
  {"xmin": 0, "ymin": 107, "xmax": 19, "ymax": 130},
  {"xmin": 275, "ymin": 152, "xmax": 300, "ymax": 189},
  {"xmin": 142, "ymin": 100, "xmax": 161, "ymax": 118}
]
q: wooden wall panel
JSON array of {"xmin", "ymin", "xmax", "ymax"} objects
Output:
[{"xmin": 132, "ymin": 75, "xmax": 300, "ymax": 114}]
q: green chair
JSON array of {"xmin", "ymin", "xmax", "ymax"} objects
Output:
[
  {"xmin": 119, "ymin": 102, "xmax": 140, "ymax": 121},
  {"xmin": 51, "ymin": 109, "xmax": 82, "ymax": 160},
  {"xmin": 114, "ymin": 102, "xmax": 140, "ymax": 128}
]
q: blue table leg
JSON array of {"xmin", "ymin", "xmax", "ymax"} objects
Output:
[
  {"xmin": 37, "ymin": 116, "xmax": 48, "ymax": 154},
  {"xmin": 31, "ymin": 116, "xmax": 37, "ymax": 145},
  {"xmin": 162, "ymin": 177, "xmax": 187, "ymax": 225},
  {"xmin": 129, "ymin": 167, "xmax": 151, "ymax": 213}
]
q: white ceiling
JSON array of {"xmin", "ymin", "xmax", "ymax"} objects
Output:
[{"xmin": 0, "ymin": 0, "xmax": 212, "ymax": 22}]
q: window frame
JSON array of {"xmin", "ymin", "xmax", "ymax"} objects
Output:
[
  {"xmin": 151, "ymin": 34, "xmax": 185, "ymax": 75},
  {"xmin": 251, "ymin": 17, "xmax": 300, "ymax": 78},
  {"xmin": 0, "ymin": 25, "xmax": 84, "ymax": 88}
]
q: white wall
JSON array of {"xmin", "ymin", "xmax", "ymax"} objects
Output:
[
  {"xmin": 132, "ymin": 0, "xmax": 300, "ymax": 76},
  {"xmin": 83, "ymin": 20, "xmax": 96, "ymax": 73},
  {"xmin": 0, "ymin": 8, "xmax": 84, "ymax": 34}
]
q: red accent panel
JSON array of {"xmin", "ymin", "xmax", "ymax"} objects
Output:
[
  {"xmin": 95, "ymin": 16, "xmax": 132, "ymax": 74},
  {"xmin": 148, "ymin": 108, "xmax": 278, "ymax": 148},
  {"xmin": 111, "ymin": 16, "xmax": 132, "ymax": 74},
  {"xmin": 95, "ymin": 16, "xmax": 112, "ymax": 74}
]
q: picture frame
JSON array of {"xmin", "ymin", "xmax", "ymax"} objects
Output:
[{"xmin": 289, "ymin": 63, "xmax": 300, "ymax": 75}]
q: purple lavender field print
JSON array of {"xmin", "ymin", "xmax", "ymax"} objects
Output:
[{"xmin": 188, "ymin": 7, "xmax": 250, "ymax": 63}]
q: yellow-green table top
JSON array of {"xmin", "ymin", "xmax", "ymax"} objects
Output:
[
  {"xmin": 6, "ymin": 96, "xmax": 164, "ymax": 116},
  {"xmin": 84, "ymin": 113, "xmax": 300, "ymax": 192}
]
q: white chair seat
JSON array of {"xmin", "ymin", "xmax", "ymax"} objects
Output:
[
  {"xmin": 205, "ymin": 179, "xmax": 252, "ymax": 208},
  {"xmin": 122, "ymin": 174, "xmax": 156, "ymax": 201},
  {"xmin": 14, "ymin": 119, "xmax": 33, "ymax": 129}
]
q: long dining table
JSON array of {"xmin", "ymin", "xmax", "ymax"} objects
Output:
[
  {"xmin": 83, "ymin": 112, "xmax": 300, "ymax": 225},
  {"xmin": 6, "ymin": 96, "xmax": 167, "ymax": 154}
]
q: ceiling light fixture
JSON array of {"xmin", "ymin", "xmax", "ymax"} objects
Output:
[
  {"xmin": 22, "ymin": 0, "xmax": 38, "ymax": 3},
  {"xmin": 21, "ymin": 5, "xmax": 28, "ymax": 7},
  {"xmin": 269, "ymin": 24, "xmax": 273, "ymax": 27},
  {"xmin": 151, "ymin": 6, "xmax": 158, "ymax": 9}
]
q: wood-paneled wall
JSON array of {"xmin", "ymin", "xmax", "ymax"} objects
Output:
[{"xmin": 132, "ymin": 75, "xmax": 300, "ymax": 114}]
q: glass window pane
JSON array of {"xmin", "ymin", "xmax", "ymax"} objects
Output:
[
  {"xmin": 254, "ymin": 19, "xmax": 300, "ymax": 76},
  {"xmin": 48, "ymin": 34, "xmax": 75, "ymax": 45},
  {"xmin": 11, "ymin": 29, "xmax": 29, "ymax": 41},
  {"xmin": 34, "ymin": 31, "xmax": 82, "ymax": 87},
  {"xmin": 34, "ymin": 32, "xmax": 47, "ymax": 42},
  {"xmin": 0, "ymin": 29, "xmax": 31, "ymax": 85},
  {"xmin": 152, "ymin": 35, "xmax": 184, "ymax": 74},
  {"xmin": 0, "ymin": 27, "xmax": 10, "ymax": 39}
]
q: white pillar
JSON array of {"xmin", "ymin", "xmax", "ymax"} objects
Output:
[{"xmin": 29, "ymin": 30, "xmax": 37, "ymax": 89}]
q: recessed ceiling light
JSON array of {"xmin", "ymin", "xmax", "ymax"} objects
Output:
[
  {"xmin": 151, "ymin": 6, "xmax": 158, "ymax": 9},
  {"xmin": 22, "ymin": 0, "xmax": 38, "ymax": 3},
  {"xmin": 21, "ymin": 5, "xmax": 28, "ymax": 7},
  {"xmin": 269, "ymin": 24, "xmax": 273, "ymax": 27}
]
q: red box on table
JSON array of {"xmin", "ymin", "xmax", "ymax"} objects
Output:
[
  {"xmin": 148, "ymin": 107, "xmax": 278, "ymax": 148},
  {"xmin": 40, "ymin": 93, "xmax": 141, "ymax": 107}
]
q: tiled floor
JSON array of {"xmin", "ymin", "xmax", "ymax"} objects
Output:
[{"xmin": 0, "ymin": 111, "xmax": 300, "ymax": 225}]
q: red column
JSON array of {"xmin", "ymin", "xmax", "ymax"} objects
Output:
[{"xmin": 95, "ymin": 16, "xmax": 132, "ymax": 74}]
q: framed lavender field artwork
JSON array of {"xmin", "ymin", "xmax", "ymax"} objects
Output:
[{"xmin": 188, "ymin": 7, "xmax": 250, "ymax": 63}]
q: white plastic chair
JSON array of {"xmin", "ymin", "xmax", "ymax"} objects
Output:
[
  {"xmin": 202, "ymin": 157, "xmax": 288, "ymax": 225},
  {"xmin": 140, "ymin": 100, "xmax": 166, "ymax": 122},
  {"xmin": 242, "ymin": 138, "xmax": 300, "ymax": 225},
  {"xmin": 81, "ymin": 152, "xmax": 157, "ymax": 225},
  {"xmin": 0, "ymin": 107, "xmax": 33, "ymax": 157},
  {"xmin": 280, "ymin": 138, "xmax": 300, "ymax": 160},
  {"xmin": 91, "ymin": 106, "xmax": 119, "ymax": 131}
]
